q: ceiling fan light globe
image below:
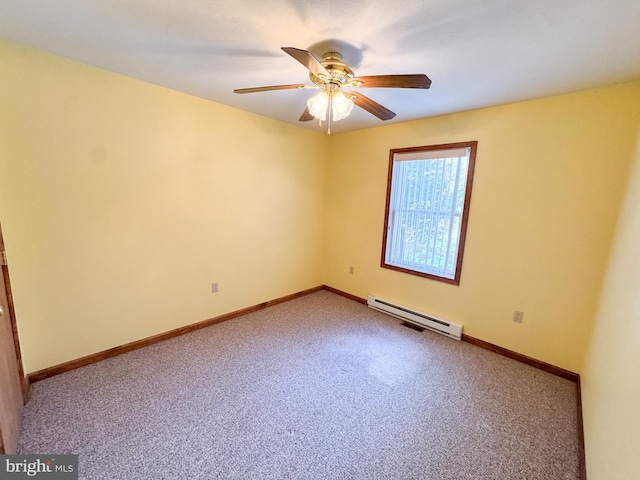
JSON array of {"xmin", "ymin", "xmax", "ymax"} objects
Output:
[
  {"xmin": 307, "ymin": 91, "xmax": 328, "ymax": 121},
  {"xmin": 332, "ymin": 91, "xmax": 354, "ymax": 121}
]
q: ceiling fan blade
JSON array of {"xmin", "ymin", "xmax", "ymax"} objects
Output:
[
  {"xmin": 281, "ymin": 47, "xmax": 330, "ymax": 78},
  {"xmin": 234, "ymin": 84, "xmax": 314, "ymax": 94},
  {"xmin": 351, "ymin": 92, "xmax": 396, "ymax": 121},
  {"xmin": 299, "ymin": 107, "xmax": 314, "ymax": 122},
  {"xmin": 351, "ymin": 74, "xmax": 432, "ymax": 89}
]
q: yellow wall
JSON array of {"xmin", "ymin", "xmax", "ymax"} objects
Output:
[
  {"xmin": 0, "ymin": 40, "xmax": 328, "ymax": 373},
  {"xmin": 581, "ymin": 132, "xmax": 640, "ymax": 479},
  {"xmin": 324, "ymin": 82, "xmax": 640, "ymax": 373}
]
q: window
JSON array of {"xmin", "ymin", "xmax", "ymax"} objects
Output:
[{"xmin": 381, "ymin": 141, "xmax": 477, "ymax": 285}]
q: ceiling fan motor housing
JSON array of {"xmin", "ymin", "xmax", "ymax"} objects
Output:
[{"xmin": 309, "ymin": 51, "xmax": 354, "ymax": 87}]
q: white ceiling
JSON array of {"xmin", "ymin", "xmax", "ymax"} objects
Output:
[{"xmin": 1, "ymin": 0, "xmax": 639, "ymax": 134}]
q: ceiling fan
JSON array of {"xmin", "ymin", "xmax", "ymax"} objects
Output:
[{"xmin": 234, "ymin": 47, "xmax": 431, "ymax": 134}]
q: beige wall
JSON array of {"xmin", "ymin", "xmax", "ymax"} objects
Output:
[
  {"xmin": 324, "ymin": 82, "xmax": 640, "ymax": 373},
  {"xmin": 582, "ymin": 132, "xmax": 640, "ymax": 479},
  {"xmin": 0, "ymin": 40, "xmax": 328, "ymax": 373}
]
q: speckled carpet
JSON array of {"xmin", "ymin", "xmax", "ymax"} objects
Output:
[{"xmin": 18, "ymin": 291, "xmax": 580, "ymax": 479}]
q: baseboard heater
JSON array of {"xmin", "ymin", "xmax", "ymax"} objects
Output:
[{"xmin": 367, "ymin": 295, "xmax": 462, "ymax": 341}]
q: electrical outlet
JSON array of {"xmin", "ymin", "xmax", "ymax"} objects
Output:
[
  {"xmin": 349, "ymin": 266, "xmax": 354, "ymax": 275},
  {"xmin": 212, "ymin": 282, "xmax": 219, "ymax": 293},
  {"xmin": 513, "ymin": 310, "xmax": 524, "ymax": 323}
]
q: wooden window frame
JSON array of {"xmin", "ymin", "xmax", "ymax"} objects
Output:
[{"xmin": 380, "ymin": 141, "xmax": 478, "ymax": 285}]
